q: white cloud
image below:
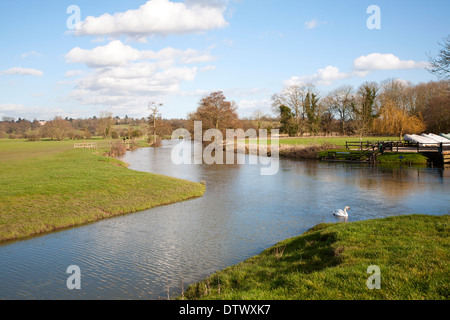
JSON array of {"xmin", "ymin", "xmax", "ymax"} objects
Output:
[
  {"xmin": 20, "ymin": 51, "xmax": 43, "ymax": 58},
  {"xmin": 238, "ymin": 98, "xmax": 271, "ymax": 110},
  {"xmin": 74, "ymin": 0, "xmax": 229, "ymax": 40},
  {"xmin": 69, "ymin": 60, "xmax": 198, "ymax": 112},
  {"xmin": 284, "ymin": 66, "xmax": 348, "ymax": 87},
  {"xmin": 66, "ymin": 40, "xmax": 142, "ymax": 67},
  {"xmin": 353, "ymin": 53, "xmax": 429, "ymax": 71},
  {"xmin": 0, "ymin": 103, "xmax": 25, "ymax": 112},
  {"xmin": 200, "ymin": 65, "xmax": 216, "ymax": 72},
  {"xmin": 305, "ymin": 19, "xmax": 327, "ymax": 29},
  {"xmin": 237, "ymin": 98, "xmax": 272, "ymax": 118},
  {"xmin": 224, "ymin": 87, "xmax": 271, "ymax": 98},
  {"xmin": 177, "ymin": 49, "xmax": 215, "ymax": 64},
  {"xmin": 0, "ymin": 103, "xmax": 65, "ymax": 120},
  {"xmin": 259, "ymin": 31, "xmax": 284, "ymax": 39},
  {"xmin": 66, "ymin": 40, "xmax": 214, "ymax": 68},
  {"xmin": 222, "ymin": 38, "xmax": 235, "ymax": 46},
  {"xmin": 0, "ymin": 67, "xmax": 43, "ymax": 77},
  {"xmin": 64, "ymin": 39, "xmax": 217, "ymax": 114},
  {"xmin": 284, "ymin": 53, "xmax": 429, "ymax": 87},
  {"xmin": 64, "ymin": 70, "xmax": 85, "ymax": 78},
  {"xmin": 184, "ymin": 0, "xmax": 227, "ymax": 8}
]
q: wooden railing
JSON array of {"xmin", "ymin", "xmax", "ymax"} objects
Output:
[
  {"xmin": 346, "ymin": 140, "xmax": 450, "ymax": 153},
  {"xmin": 344, "ymin": 140, "xmax": 450, "ymax": 166}
]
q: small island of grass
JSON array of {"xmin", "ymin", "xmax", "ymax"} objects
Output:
[{"xmin": 376, "ymin": 152, "xmax": 429, "ymax": 165}]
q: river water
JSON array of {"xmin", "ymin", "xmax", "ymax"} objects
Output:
[{"xmin": 0, "ymin": 141, "xmax": 448, "ymax": 299}]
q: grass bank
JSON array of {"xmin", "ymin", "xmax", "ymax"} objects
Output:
[
  {"xmin": 0, "ymin": 139, "xmax": 205, "ymax": 243},
  {"xmin": 250, "ymin": 136, "xmax": 395, "ymax": 147},
  {"xmin": 243, "ymin": 136, "xmax": 396, "ymax": 161},
  {"xmin": 316, "ymin": 150, "xmax": 430, "ymax": 165},
  {"xmin": 277, "ymin": 136, "xmax": 395, "ymax": 147},
  {"xmin": 182, "ymin": 215, "xmax": 449, "ymax": 300},
  {"xmin": 376, "ymin": 152, "xmax": 429, "ymax": 165}
]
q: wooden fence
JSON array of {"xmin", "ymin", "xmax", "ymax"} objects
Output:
[
  {"xmin": 74, "ymin": 143, "xmax": 97, "ymax": 149},
  {"xmin": 344, "ymin": 140, "xmax": 450, "ymax": 166}
]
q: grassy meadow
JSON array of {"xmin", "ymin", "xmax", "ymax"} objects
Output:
[
  {"xmin": 0, "ymin": 139, "xmax": 205, "ymax": 243},
  {"xmin": 183, "ymin": 215, "xmax": 449, "ymax": 300}
]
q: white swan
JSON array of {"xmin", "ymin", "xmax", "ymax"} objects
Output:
[{"xmin": 333, "ymin": 206, "xmax": 350, "ymax": 217}]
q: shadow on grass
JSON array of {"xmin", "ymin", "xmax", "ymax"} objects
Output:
[{"xmin": 183, "ymin": 223, "xmax": 344, "ymax": 299}]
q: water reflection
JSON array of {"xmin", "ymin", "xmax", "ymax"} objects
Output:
[{"xmin": 0, "ymin": 141, "xmax": 448, "ymax": 300}]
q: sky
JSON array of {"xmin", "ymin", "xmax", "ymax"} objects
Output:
[{"xmin": 0, "ymin": 0, "xmax": 448, "ymax": 121}]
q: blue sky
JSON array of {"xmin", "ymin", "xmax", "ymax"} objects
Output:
[{"xmin": 0, "ymin": 0, "xmax": 448, "ymax": 120}]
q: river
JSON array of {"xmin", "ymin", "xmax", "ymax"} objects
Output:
[{"xmin": 0, "ymin": 141, "xmax": 448, "ymax": 299}]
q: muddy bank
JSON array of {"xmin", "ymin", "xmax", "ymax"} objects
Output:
[{"xmin": 224, "ymin": 143, "xmax": 339, "ymax": 160}]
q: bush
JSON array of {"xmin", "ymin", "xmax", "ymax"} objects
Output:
[
  {"xmin": 279, "ymin": 143, "xmax": 338, "ymax": 160},
  {"xmin": 109, "ymin": 141, "xmax": 127, "ymax": 157},
  {"xmin": 8, "ymin": 133, "xmax": 20, "ymax": 139},
  {"xmin": 128, "ymin": 139, "xmax": 141, "ymax": 151},
  {"xmin": 24, "ymin": 131, "xmax": 41, "ymax": 142},
  {"xmin": 132, "ymin": 129, "xmax": 143, "ymax": 138},
  {"xmin": 120, "ymin": 129, "xmax": 129, "ymax": 138}
]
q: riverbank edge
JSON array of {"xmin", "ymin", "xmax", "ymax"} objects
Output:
[
  {"xmin": 0, "ymin": 146, "xmax": 206, "ymax": 244},
  {"xmin": 226, "ymin": 143, "xmax": 431, "ymax": 165},
  {"xmin": 179, "ymin": 214, "xmax": 449, "ymax": 300}
]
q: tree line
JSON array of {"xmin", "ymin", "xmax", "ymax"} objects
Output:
[
  {"xmin": 271, "ymin": 79, "xmax": 449, "ymax": 139},
  {"xmin": 184, "ymin": 79, "xmax": 449, "ymax": 140},
  {"xmin": 1, "ymin": 79, "xmax": 448, "ymax": 142},
  {"xmin": 0, "ymin": 111, "xmax": 193, "ymax": 142},
  {"xmin": 1, "ymin": 114, "xmax": 144, "ymax": 141}
]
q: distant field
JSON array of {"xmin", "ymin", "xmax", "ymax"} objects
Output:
[{"xmin": 0, "ymin": 139, "xmax": 205, "ymax": 242}]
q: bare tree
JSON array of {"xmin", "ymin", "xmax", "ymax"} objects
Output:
[
  {"xmin": 325, "ymin": 85, "xmax": 355, "ymax": 135},
  {"xmin": 271, "ymin": 83, "xmax": 317, "ymax": 135},
  {"xmin": 427, "ymin": 35, "xmax": 450, "ymax": 79},
  {"xmin": 379, "ymin": 79, "xmax": 411, "ymax": 112},
  {"xmin": 352, "ymin": 82, "xmax": 379, "ymax": 138},
  {"xmin": 189, "ymin": 91, "xmax": 240, "ymax": 134},
  {"xmin": 148, "ymin": 102, "xmax": 163, "ymax": 145},
  {"xmin": 422, "ymin": 94, "xmax": 450, "ymax": 133},
  {"xmin": 97, "ymin": 111, "xmax": 114, "ymax": 139},
  {"xmin": 42, "ymin": 117, "xmax": 72, "ymax": 141},
  {"xmin": 252, "ymin": 109, "xmax": 266, "ymax": 131}
]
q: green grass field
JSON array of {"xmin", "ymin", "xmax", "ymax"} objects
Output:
[
  {"xmin": 183, "ymin": 215, "xmax": 449, "ymax": 300},
  {"xmin": 0, "ymin": 139, "xmax": 205, "ymax": 242}
]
